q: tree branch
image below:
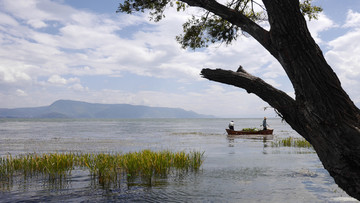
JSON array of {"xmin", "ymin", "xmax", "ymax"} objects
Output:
[
  {"xmin": 181, "ymin": 0, "xmax": 276, "ymax": 56},
  {"xmin": 201, "ymin": 67, "xmax": 296, "ymax": 118}
]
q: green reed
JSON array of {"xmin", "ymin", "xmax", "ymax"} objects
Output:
[
  {"xmin": 1, "ymin": 153, "xmax": 74, "ymax": 179},
  {"xmin": 0, "ymin": 150, "xmax": 204, "ymax": 188},
  {"xmin": 271, "ymin": 137, "xmax": 313, "ymax": 148}
]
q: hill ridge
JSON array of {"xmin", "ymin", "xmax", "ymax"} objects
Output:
[{"xmin": 0, "ymin": 100, "xmax": 213, "ymax": 119}]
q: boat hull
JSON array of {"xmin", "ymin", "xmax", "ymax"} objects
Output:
[
  {"xmin": 226, "ymin": 129, "xmax": 273, "ymax": 135},
  {"xmin": 226, "ymin": 129, "xmax": 274, "ymax": 140}
]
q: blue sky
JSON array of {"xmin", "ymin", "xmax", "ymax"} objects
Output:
[{"xmin": 0, "ymin": 0, "xmax": 359, "ymax": 118}]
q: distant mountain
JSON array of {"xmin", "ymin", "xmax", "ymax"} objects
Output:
[{"xmin": 0, "ymin": 100, "xmax": 214, "ymax": 119}]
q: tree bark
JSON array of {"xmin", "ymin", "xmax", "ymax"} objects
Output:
[{"xmin": 195, "ymin": 0, "xmax": 360, "ymax": 199}]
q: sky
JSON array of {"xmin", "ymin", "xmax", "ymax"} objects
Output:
[{"xmin": 0, "ymin": 0, "xmax": 359, "ymax": 118}]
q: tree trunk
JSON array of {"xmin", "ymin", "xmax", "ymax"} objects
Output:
[{"xmin": 197, "ymin": 0, "xmax": 360, "ymax": 199}]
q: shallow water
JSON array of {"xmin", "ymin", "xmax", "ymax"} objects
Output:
[{"xmin": 0, "ymin": 118, "xmax": 358, "ymax": 202}]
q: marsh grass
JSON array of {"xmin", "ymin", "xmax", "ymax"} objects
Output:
[
  {"xmin": 0, "ymin": 150, "xmax": 204, "ymax": 189},
  {"xmin": 272, "ymin": 137, "xmax": 313, "ymax": 148}
]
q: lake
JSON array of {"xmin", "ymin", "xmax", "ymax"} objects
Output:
[{"xmin": 0, "ymin": 118, "xmax": 357, "ymax": 202}]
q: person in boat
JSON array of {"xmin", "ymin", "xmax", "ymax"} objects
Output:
[
  {"xmin": 262, "ymin": 117, "xmax": 269, "ymax": 130},
  {"xmin": 228, "ymin": 121, "xmax": 234, "ymax": 130}
]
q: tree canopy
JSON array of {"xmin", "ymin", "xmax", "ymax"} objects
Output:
[{"xmin": 117, "ymin": 0, "xmax": 322, "ymax": 49}]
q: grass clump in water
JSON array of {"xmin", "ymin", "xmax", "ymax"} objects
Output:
[
  {"xmin": 0, "ymin": 150, "xmax": 204, "ymax": 188},
  {"xmin": 1, "ymin": 153, "xmax": 75, "ymax": 179},
  {"xmin": 271, "ymin": 137, "xmax": 313, "ymax": 148}
]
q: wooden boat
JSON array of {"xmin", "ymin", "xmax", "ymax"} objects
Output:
[
  {"xmin": 226, "ymin": 129, "xmax": 274, "ymax": 140},
  {"xmin": 226, "ymin": 129, "xmax": 273, "ymax": 135}
]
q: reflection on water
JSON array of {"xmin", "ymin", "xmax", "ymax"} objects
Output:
[
  {"xmin": 228, "ymin": 135, "xmax": 315, "ymax": 155},
  {"xmin": 0, "ymin": 118, "xmax": 358, "ymax": 202}
]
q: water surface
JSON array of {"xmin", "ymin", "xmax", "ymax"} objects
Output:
[{"xmin": 0, "ymin": 118, "xmax": 357, "ymax": 202}]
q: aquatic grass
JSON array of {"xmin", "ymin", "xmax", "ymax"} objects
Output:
[
  {"xmin": 272, "ymin": 137, "xmax": 313, "ymax": 148},
  {"xmin": 78, "ymin": 153, "xmax": 118, "ymax": 186},
  {"xmin": 0, "ymin": 150, "xmax": 205, "ymax": 189},
  {"xmin": 241, "ymin": 127, "xmax": 261, "ymax": 132},
  {"xmin": 0, "ymin": 153, "xmax": 76, "ymax": 189},
  {"xmin": 119, "ymin": 150, "xmax": 204, "ymax": 183},
  {"xmin": 190, "ymin": 150, "xmax": 205, "ymax": 171}
]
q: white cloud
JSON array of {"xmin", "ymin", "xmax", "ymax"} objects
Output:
[
  {"xmin": 205, "ymin": 84, "xmax": 226, "ymax": 94},
  {"xmin": 48, "ymin": 75, "xmax": 67, "ymax": 85},
  {"xmin": 47, "ymin": 75, "xmax": 83, "ymax": 88},
  {"xmin": 67, "ymin": 77, "xmax": 80, "ymax": 84},
  {"xmin": 1, "ymin": 0, "xmax": 277, "ymax": 85},
  {"xmin": 307, "ymin": 13, "xmax": 337, "ymax": 44},
  {"xmin": 264, "ymin": 79, "xmax": 281, "ymax": 88},
  {"xmin": 344, "ymin": 10, "xmax": 360, "ymax": 28},
  {"xmin": 0, "ymin": 12, "xmax": 18, "ymax": 26},
  {"xmin": 27, "ymin": 19, "xmax": 47, "ymax": 28},
  {"xmin": 70, "ymin": 83, "xmax": 88, "ymax": 91},
  {"xmin": 15, "ymin": 89, "xmax": 27, "ymax": 96},
  {"xmin": 0, "ymin": 0, "xmax": 153, "ymax": 80},
  {"xmin": 326, "ymin": 30, "xmax": 360, "ymax": 78},
  {"xmin": 325, "ymin": 10, "xmax": 360, "ymax": 106},
  {"xmin": 0, "ymin": 0, "xmax": 74, "ymax": 24},
  {"xmin": 0, "ymin": 63, "xmax": 31, "ymax": 83}
]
